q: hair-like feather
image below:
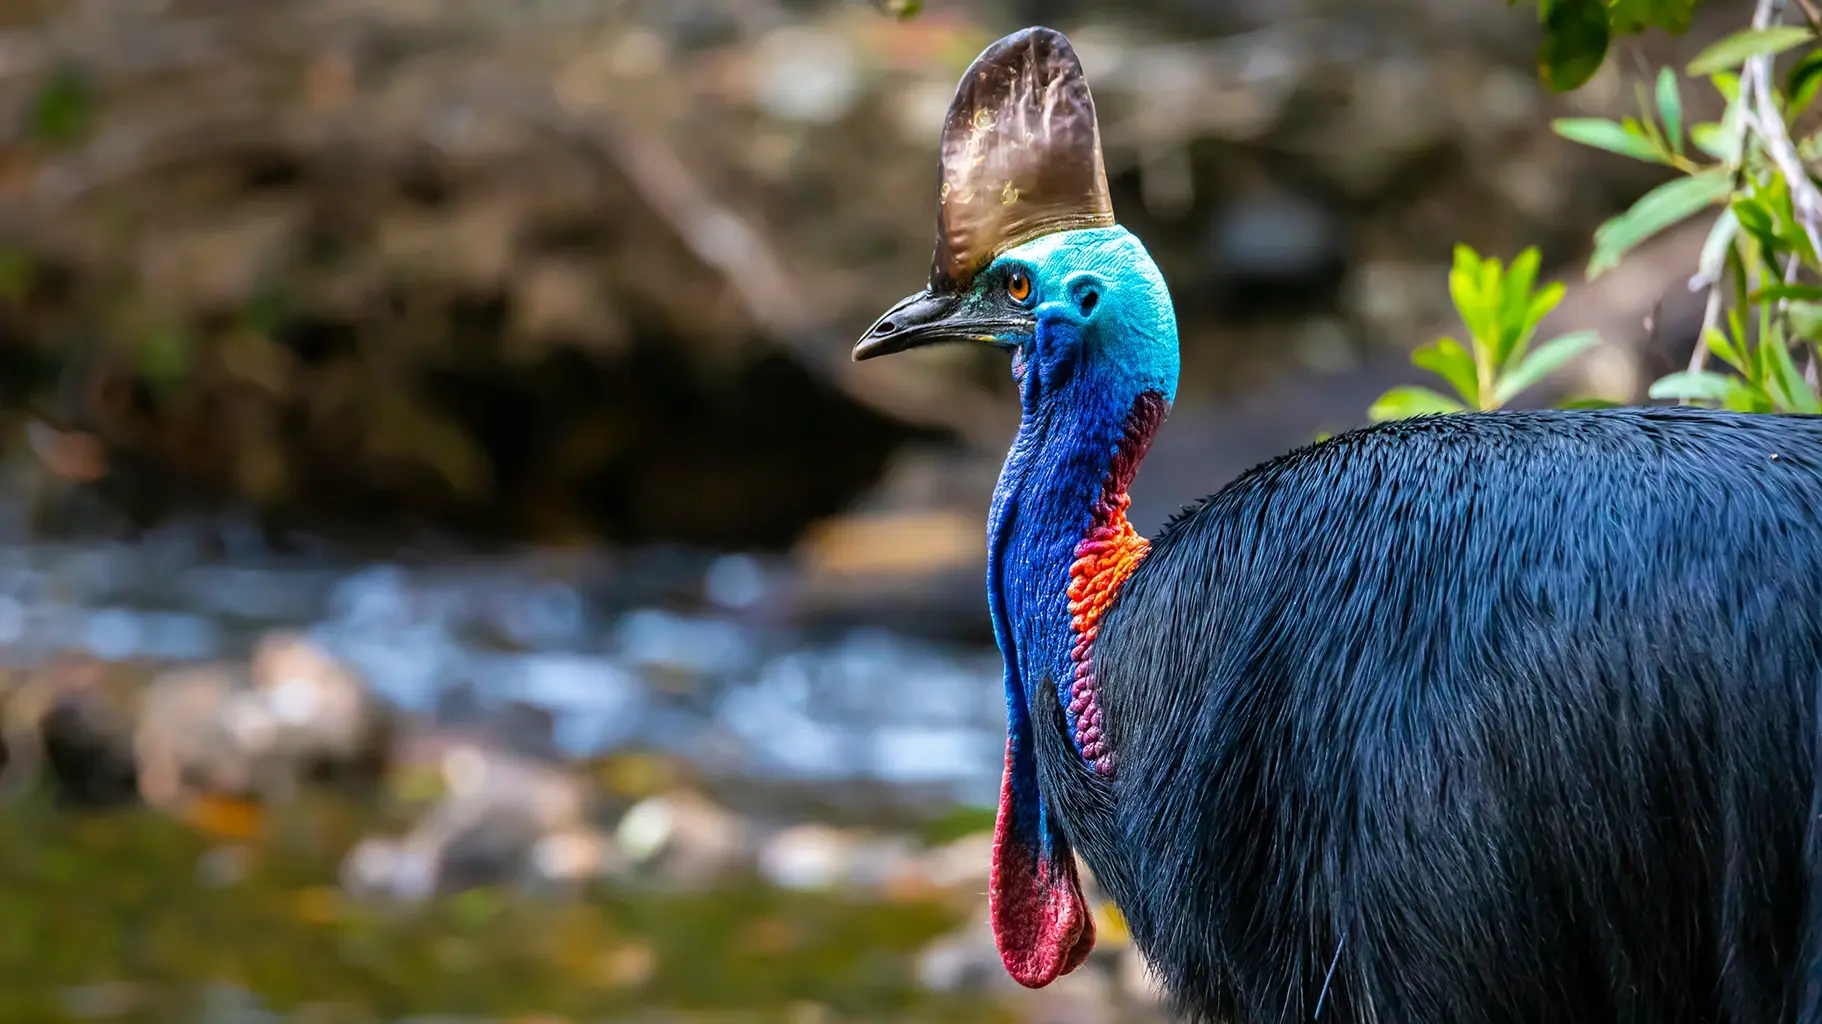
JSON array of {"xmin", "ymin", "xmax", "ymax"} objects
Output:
[{"xmin": 1059, "ymin": 406, "xmax": 1822, "ymax": 1023}]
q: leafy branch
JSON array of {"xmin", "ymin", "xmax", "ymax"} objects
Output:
[{"xmin": 1376, "ymin": 0, "xmax": 1822, "ymax": 420}]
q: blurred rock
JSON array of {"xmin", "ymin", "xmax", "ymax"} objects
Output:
[
  {"xmin": 527, "ymin": 825, "xmax": 626, "ymax": 889},
  {"xmin": 132, "ymin": 662, "xmax": 264, "ymax": 808},
  {"xmin": 0, "ymin": 656, "xmax": 140, "ymax": 805},
  {"xmin": 914, "ymin": 899, "xmax": 1021, "ymax": 995},
  {"xmin": 914, "ymin": 829, "xmax": 995, "ymax": 894},
  {"xmin": 132, "ymin": 630, "xmax": 394, "ymax": 811},
  {"xmin": 756, "ymin": 821, "xmax": 921, "ymax": 893},
  {"xmin": 615, "ymin": 787, "xmax": 754, "ymax": 888},
  {"xmin": 341, "ymin": 737, "xmax": 606, "ymax": 900},
  {"xmin": 248, "ymin": 630, "xmax": 393, "ymax": 787}
]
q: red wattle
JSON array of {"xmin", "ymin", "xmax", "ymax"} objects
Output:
[{"xmin": 989, "ymin": 740, "xmax": 1096, "ymax": 988}]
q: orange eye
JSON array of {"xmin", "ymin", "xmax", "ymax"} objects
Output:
[{"xmin": 1007, "ymin": 270, "xmax": 1032, "ymax": 303}]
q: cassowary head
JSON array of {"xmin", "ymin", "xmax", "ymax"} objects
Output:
[
  {"xmin": 854, "ymin": 27, "xmax": 1179, "ymax": 407},
  {"xmin": 854, "ymin": 27, "xmax": 1180, "ymax": 990}
]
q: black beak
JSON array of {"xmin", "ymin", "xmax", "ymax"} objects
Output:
[{"xmin": 853, "ymin": 289, "xmax": 1032, "ymax": 362}]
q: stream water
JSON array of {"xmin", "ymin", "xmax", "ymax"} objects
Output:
[{"xmin": 0, "ymin": 510, "xmax": 1078, "ymax": 1024}]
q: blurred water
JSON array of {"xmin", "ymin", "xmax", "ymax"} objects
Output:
[{"xmin": 0, "ymin": 532, "xmax": 1009, "ymax": 806}]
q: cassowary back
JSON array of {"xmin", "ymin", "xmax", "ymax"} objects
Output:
[{"xmin": 1084, "ymin": 407, "xmax": 1822, "ymax": 1024}]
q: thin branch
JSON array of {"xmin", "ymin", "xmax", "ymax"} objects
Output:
[
  {"xmin": 1794, "ymin": 0, "xmax": 1822, "ymax": 35},
  {"xmin": 1690, "ymin": 281, "xmax": 1729, "ymax": 373},
  {"xmin": 1688, "ymin": 0, "xmax": 1808, "ymax": 376},
  {"xmin": 1742, "ymin": 94, "xmax": 1822, "ymax": 262}
]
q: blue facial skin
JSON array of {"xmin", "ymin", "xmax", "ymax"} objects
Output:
[{"xmin": 977, "ymin": 225, "xmax": 1180, "ymax": 861}]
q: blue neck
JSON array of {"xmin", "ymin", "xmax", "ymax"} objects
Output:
[
  {"xmin": 978, "ymin": 225, "xmax": 1180, "ymax": 853},
  {"xmin": 989, "ymin": 372, "xmax": 1134, "ymax": 719},
  {"xmin": 987, "ymin": 341, "xmax": 1161, "ymax": 852}
]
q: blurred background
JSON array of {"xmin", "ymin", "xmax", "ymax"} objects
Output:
[{"xmin": 0, "ymin": 0, "xmax": 1746, "ymax": 1020}]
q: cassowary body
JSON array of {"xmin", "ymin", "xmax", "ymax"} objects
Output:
[
  {"xmin": 1056, "ymin": 408, "xmax": 1822, "ymax": 1023},
  {"xmin": 853, "ymin": 26, "xmax": 1822, "ymax": 1023}
]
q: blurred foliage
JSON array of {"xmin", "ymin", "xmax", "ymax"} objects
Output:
[
  {"xmin": 1572, "ymin": 12, "xmax": 1822, "ymax": 413},
  {"xmin": 1376, "ymin": 1, "xmax": 1822, "ymax": 420},
  {"xmin": 868, "ymin": 0, "xmax": 926, "ymax": 20},
  {"xmin": 0, "ymin": 0, "xmax": 1721, "ymax": 541},
  {"xmin": 1518, "ymin": 0, "xmax": 1700, "ymax": 91}
]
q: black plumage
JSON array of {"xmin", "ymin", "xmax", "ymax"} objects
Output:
[{"xmin": 1037, "ymin": 407, "xmax": 1822, "ymax": 1023}]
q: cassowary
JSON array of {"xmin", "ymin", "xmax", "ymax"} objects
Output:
[{"xmin": 853, "ymin": 26, "xmax": 1822, "ymax": 1024}]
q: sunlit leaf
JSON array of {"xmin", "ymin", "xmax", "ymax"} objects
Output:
[
  {"xmin": 1499, "ymin": 247, "xmax": 1546, "ymax": 364},
  {"xmin": 1493, "ymin": 330, "xmax": 1601, "ymax": 404},
  {"xmin": 1367, "ymin": 386, "xmax": 1468, "ymax": 422},
  {"xmin": 1412, "ymin": 337, "xmax": 1481, "ymax": 406},
  {"xmin": 1448, "ymin": 245, "xmax": 1499, "ymax": 351},
  {"xmin": 1513, "ymin": 280, "xmax": 1567, "ymax": 366},
  {"xmin": 1589, "ymin": 169, "xmax": 1734, "ymax": 277},
  {"xmin": 1704, "ymin": 326, "xmax": 1747, "ymax": 372},
  {"xmin": 1789, "ymin": 301, "xmax": 1822, "ymax": 342},
  {"xmin": 1689, "ymin": 122, "xmax": 1733, "ymax": 160},
  {"xmin": 1551, "ymin": 117, "xmax": 1668, "ymax": 163},
  {"xmin": 869, "ymin": 0, "xmax": 924, "ymax": 18},
  {"xmin": 1762, "ymin": 333, "xmax": 1822, "ymax": 412},
  {"xmin": 1647, "ymin": 369, "xmax": 1737, "ymax": 401},
  {"xmin": 1753, "ymin": 283, "xmax": 1822, "ymax": 303},
  {"xmin": 1686, "ymin": 26, "xmax": 1815, "ymax": 78}
]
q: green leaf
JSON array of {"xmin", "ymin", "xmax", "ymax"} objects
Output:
[
  {"xmin": 1704, "ymin": 326, "xmax": 1747, "ymax": 372},
  {"xmin": 1538, "ymin": 0, "xmax": 1611, "ymax": 92},
  {"xmin": 1448, "ymin": 245, "xmax": 1499, "ymax": 349},
  {"xmin": 1753, "ymin": 283, "xmax": 1822, "ymax": 303},
  {"xmin": 28, "ymin": 68, "xmax": 93, "ymax": 147},
  {"xmin": 1790, "ymin": 301, "xmax": 1822, "ymax": 341},
  {"xmin": 1589, "ymin": 169, "xmax": 1734, "ymax": 277},
  {"xmin": 1647, "ymin": 369, "xmax": 1737, "ymax": 401},
  {"xmin": 1606, "ymin": 0, "xmax": 1697, "ymax": 34},
  {"xmin": 1655, "ymin": 67, "xmax": 1683, "ymax": 157},
  {"xmin": 1499, "ymin": 247, "xmax": 1546, "ymax": 365},
  {"xmin": 1733, "ymin": 195, "xmax": 1783, "ymax": 255},
  {"xmin": 0, "ymin": 248, "xmax": 34, "ymax": 304},
  {"xmin": 1515, "ymin": 280, "xmax": 1567, "ymax": 363},
  {"xmin": 1412, "ymin": 337, "xmax": 1482, "ymax": 406},
  {"xmin": 1367, "ymin": 386, "xmax": 1468, "ymax": 422},
  {"xmin": 870, "ymin": 0, "xmax": 924, "ymax": 18},
  {"xmin": 1686, "ymin": 26, "xmax": 1815, "ymax": 78},
  {"xmin": 1728, "ymin": 385, "xmax": 1778, "ymax": 412},
  {"xmin": 1789, "ymin": 48, "xmax": 1822, "ymax": 116},
  {"xmin": 1556, "ymin": 396, "xmax": 1624, "ymax": 409},
  {"xmin": 1493, "ymin": 330, "xmax": 1601, "ymax": 404},
  {"xmin": 1762, "ymin": 334, "xmax": 1821, "ymax": 412},
  {"xmin": 1689, "ymin": 122, "xmax": 1732, "ymax": 160},
  {"xmin": 1552, "ymin": 117, "xmax": 1668, "ymax": 163}
]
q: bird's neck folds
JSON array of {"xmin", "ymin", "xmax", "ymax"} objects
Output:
[
  {"xmin": 989, "ymin": 386, "xmax": 1169, "ymax": 776},
  {"xmin": 1061, "ymin": 390, "xmax": 1165, "ymax": 774},
  {"xmin": 980, "ymin": 383, "xmax": 1167, "ymax": 988}
]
